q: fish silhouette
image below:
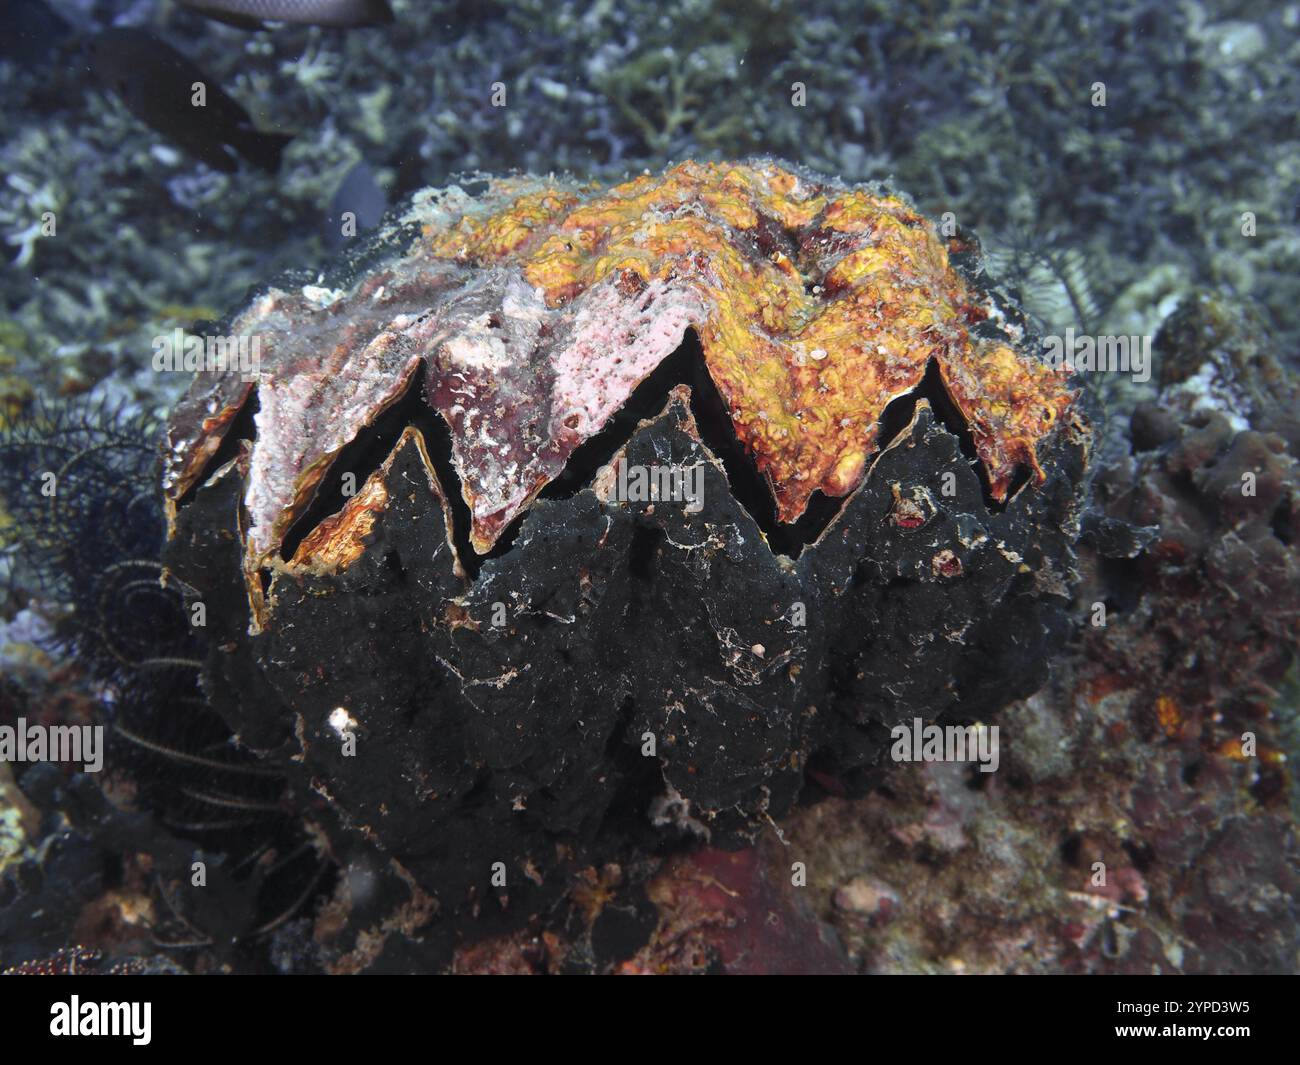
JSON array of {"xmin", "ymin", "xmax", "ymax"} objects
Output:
[
  {"xmin": 179, "ymin": 0, "xmax": 394, "ymax": 30},
  {"xmin": 88, "ymin": 28, "xmax": 293, "ymax": 173}
]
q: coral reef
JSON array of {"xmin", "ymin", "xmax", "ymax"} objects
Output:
[{"xmin": 0, "ymin": 0, "xmax": 1295, "ymax": 976}]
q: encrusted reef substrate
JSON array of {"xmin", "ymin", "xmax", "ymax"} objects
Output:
[{"xmin": 161, "ymin": 161, "xmax": 1092, "ymax": 942}]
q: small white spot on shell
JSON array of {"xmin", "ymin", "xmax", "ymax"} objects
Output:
[{"xmin": 328, "ymin": 707, "xmax": 358, "ymax": 737}]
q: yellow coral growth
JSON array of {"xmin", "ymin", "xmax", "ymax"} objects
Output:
[{"xmin": 420, "ymin": 160, "xmax": 1076, "ymax": 519}]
